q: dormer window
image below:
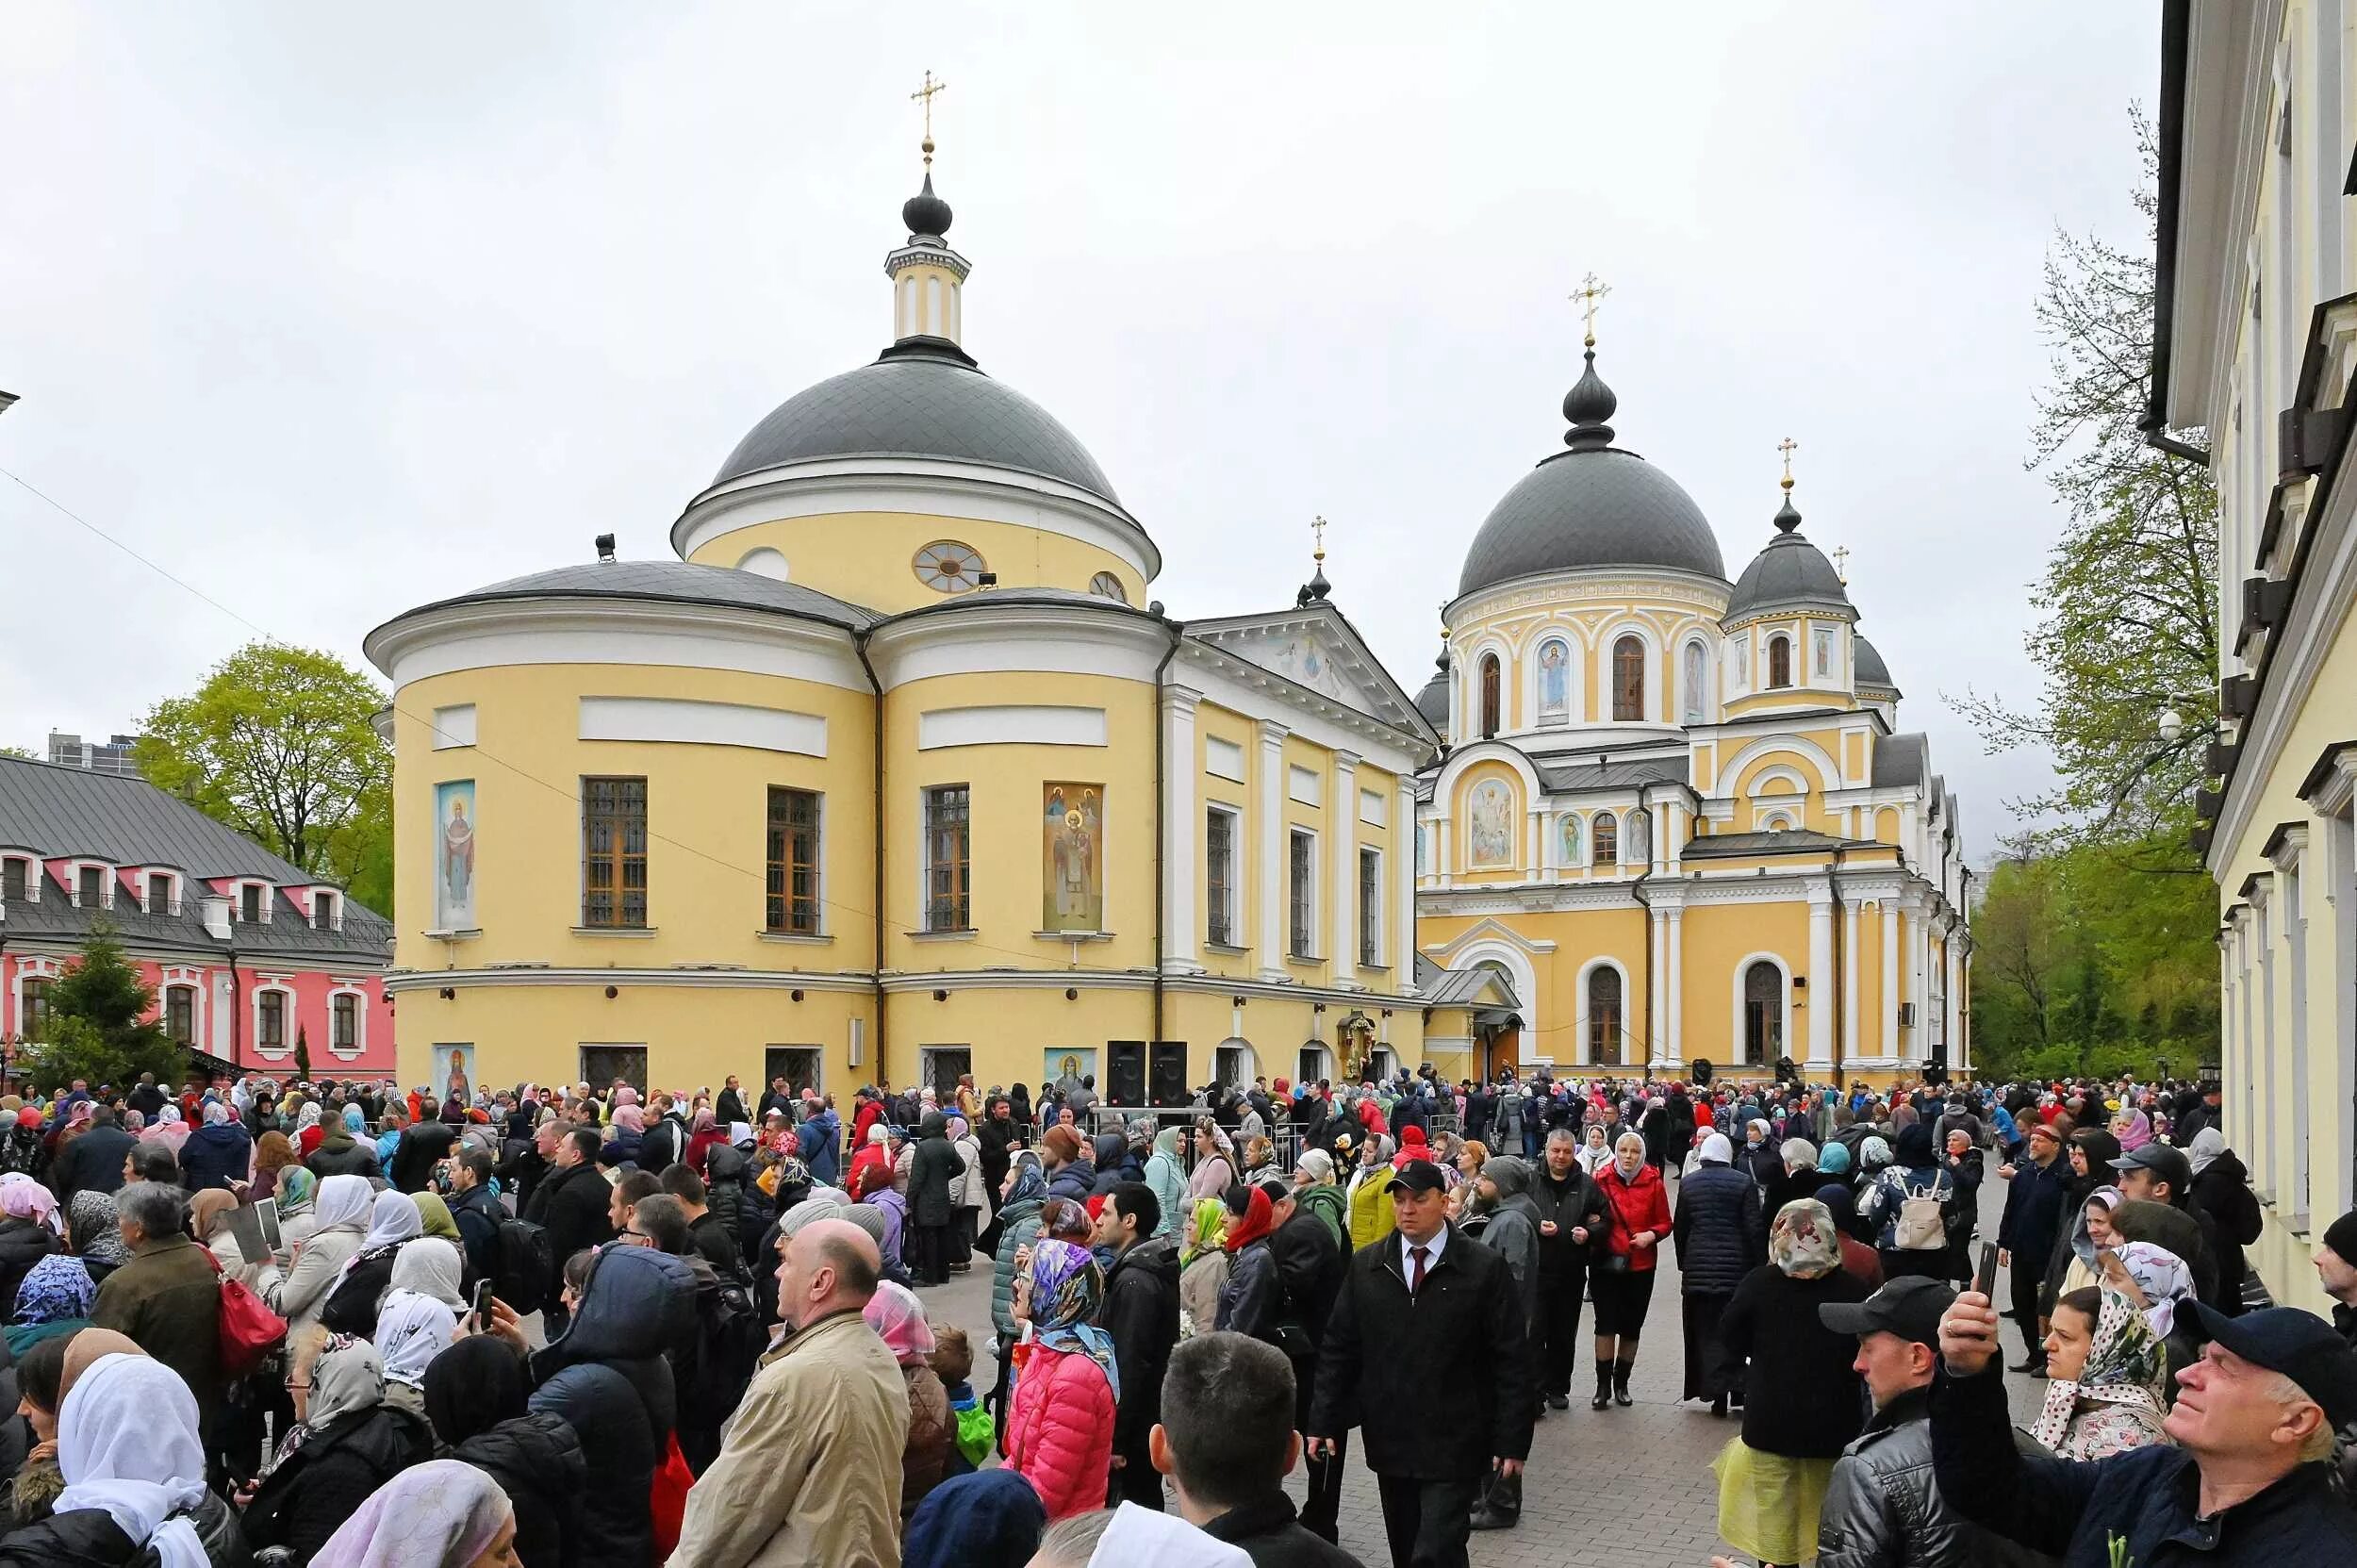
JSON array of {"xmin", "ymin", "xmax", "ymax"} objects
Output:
[
  {"xmin": 145, "ymin": 872, "xmax": 174, "ymax": 915},
  {"xmin": 76, "ymin": 867, "xmax": 106, "ymax": 909},
  {"xmin": 313, "ymin": 891, "xmax": 338, "ymax": 932},
  {"xmin": 240, "ymin": 884, "xmax": 264, "ymax": 924},
  {"xmin": 1, "ymin": 858, "xmax": 27, "ymax": 902}
]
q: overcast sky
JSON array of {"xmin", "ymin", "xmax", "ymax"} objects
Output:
[{"xmin": 1, "ymin": 3, "xmax": 2161, "ymax": 865}]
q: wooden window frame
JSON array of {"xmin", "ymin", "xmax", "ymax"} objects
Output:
[
  {"xmin": 1205, "ymin": 804, "xmax": 1238, "ymax": 947},
  {"xmin": 257, "ymin": 989, "xmax": 286, "ymax": 1051},
  {"xmin": 165, "ymin": 985, "xmax": 194, "ymax": 1047},
  {"xmin": 1358, "ymin": 845, "xmax": 1382, "ymax": 966},
  {"xmin": 1479, "ymin": 654, "xmax": 1502, "ymax": 738},
  {"xmin": 1612, "ymin": 635, "xmax": 1645, "ymax": 722},
  {"xmin": 1768, "ymin": 634, "xmax": 1793, "ymax": 689},
  {"xmin": 21, "ymin": 978, "xmax": 52, "ymax": 1037},
  {"xmin": 1288, "ymin": 828, "xmax": 1317, "ymax": 959},
  {"xmin": 923, "ymin": 785, "xmax": 972, "ymax": 932},
  {"xmin": 582, "ymin": 776, "xmax": 651, "ymax": 929},
  {"xmin": 766, "ymin": 787, "xmax": 823, "ymax": 935},
  {"xmin": 1590, "ymin": 968, "xmax": 1624, "ymax": 1065},
  {"xmin": 332, "ymin": 992, "xmax": 357, "ymax": 1051},
  {"xmin": 1593, "ymin": 811, "xmax": 1619, "ymax": 867}
]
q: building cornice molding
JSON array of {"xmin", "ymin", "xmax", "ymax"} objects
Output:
[
  {"xmin": 365, "ymin": 597, "xmax": 869, "ymax": 693},
  {"xmin": 1445, "ymin": 567, "xmax": 1732, "ymax": 626},
  {"xmin": 381, "ymin": 966, "xmax": 871, "ymax": 995}
]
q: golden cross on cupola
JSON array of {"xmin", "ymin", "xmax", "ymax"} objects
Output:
[
  {"xmin": 1832, "ymin": 545, "xmax": 1851, "ymax": 585},
  {"xmin": 1571, "ymin": 272, "xmax": 1611, "ymax": 349},
  {"xmin": 1778, "ymin": 436, "xmax": 1800, "ymax": 491},
  {"xmin": 1311, "ymin": 514, "xmax": 1327, "ymax": 563},
  {"xmin": 912, "ymin": 70, "xmax": 948, "ymax": 164}
]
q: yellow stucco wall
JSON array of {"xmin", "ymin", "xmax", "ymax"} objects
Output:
[{"xmin": 684, "ymin": 511, "xmax": 1142, "ymax": 615}]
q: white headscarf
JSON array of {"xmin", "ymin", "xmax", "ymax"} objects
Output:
[
  {"xmin": 1090, "ymin": 1500, "xmax": 1251, "ymax": 1567},
  {"xmin": 57, "ymin": 1355, "xmax": 209, "ymax": 1568},
  {"xmin": 311, "ymin": 1459, "xmax": 512, "ymax": 1568},
  {"xmin": 388, "ymin": 1237, "xmax": 465, "ymax": 1311},
  {"xmin": 312, "ymin": 1174, "xmax": 373, "ymax": 1232},
  {"xmin": 359, "ymin": 1190, "xmax": 422, "ymax": 1253},
  {"xmin": 2186, "ymin": 1126, "xmax": 2227, "ymax": 1178},
  {"xmin": 1697, "ymin": 1131, "xmax": 1734, "ymax": 1166},
  {"xmin": 375, "ymin": 1290, "xmax": 460, "ymax": 1388}
]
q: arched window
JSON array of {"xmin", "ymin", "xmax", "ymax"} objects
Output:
[
  {"xmin": 1768, "ymin": 635, "xmax": 1792, "ymax": 689},
  {"xmin": 1590, "ymin": 967, "xmax": 1624, "ymax": 1065},
  {"xmin": 1612, "ymin": 635, "xmax": 1645, "ymax": 721},
  {"xmin": 1682, "ymin": 641, "xmax": 1706, "ymax": 723},
  {"xmin": 1742, "ymin": 961, "xmax": 1783, "ymax": 1065},
  {"xmin": 1479, "ymin": 654, "xmax": 1502, "ymax": 739},
  {"xmin": 1592, "ymin": 811, "xmax": 1618, "ymax": 867}
]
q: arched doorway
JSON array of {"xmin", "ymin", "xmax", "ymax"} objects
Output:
[
  {"xmin": 1214, "ymin": 1037, "xmax": 1256, "ymax": 1090},
  {"xmin": 1742, "ymin": 960, "xmax": 1783, "ymax": 1065},
  {"xmin": 1296, "ymin": 1043, "xmax": 1333, "ymax": 1087}
]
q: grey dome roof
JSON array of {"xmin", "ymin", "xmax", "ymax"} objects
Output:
[
  {"xmin": 382, "ymin": 560, "xmax": 879, "ymax": 632},
  {"xmin": 1413, "ymin": 663, "xmax": 1450, "ymax": 726},
  {"xmin": 1458, "ymin": 449, "xmax": 1726, "ymax": 597},
  {"xmin": 1723, "ymin": 498, "xmax": 1853, "ymax": 623},
  {"xmin": 1854, "ymin": 634, "xmax": 1896, "ymax": 690},
  {"xmin": 713, "ymin": 342, "xmax": 1118, "ymax": 502}
]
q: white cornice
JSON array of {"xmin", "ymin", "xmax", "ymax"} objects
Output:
[
  {"xmin": 1179, "ymin": 644, "xmax": 1433, "ymax": 774},
  {"xmin": 1445, "ymin": 566, "xmax": 1732, "ymax": 625},
  {"xmin": 364, "ymin": 598, "xmax": 869, "ymax": 693},
  {"xmin": 865, "ymin": 601, "xmax": 1174, "ymax": 689},
  {"xmin": 669, "ymin": 455, "xmax": 1162, "ymax": 582},
  {"xmin": 382, "ymin": 966, "xmax": 872, "ymax": 995}
]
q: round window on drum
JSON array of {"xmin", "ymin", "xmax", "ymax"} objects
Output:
[
  {"xmin": 1088, "ymin": 571, "xmax": 1129, "ymax": 602},
  {"xmin": 914, "ymin": 540, "xmax": 987, "ymax": 594}
]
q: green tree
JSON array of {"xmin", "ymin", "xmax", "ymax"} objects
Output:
[
  {"xmin": 1953, "ymin": 111, "xmax": 2218, "ymax": 867},
  {"xmin": 294, "ymin": 1027, "xmax": 312, "ymax": 1084},
  {"xmin": 22, "ymin": 924, "xmax": 186, "ymax": 1091},
  {"xmin": 135, "ymin": 642, "xmax": 393, "ymax": 916},
  {"xmin": 0, "ymin": 746, "xmax": 34, "ymax": 761}
]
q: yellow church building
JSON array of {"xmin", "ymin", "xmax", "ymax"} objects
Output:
[
  {"xmin": 366, "ymin": 151, "xmax": 1458, "ymax": 1103},
  {"xmin": 1412, "ymin": 319, "xmax": 1974, "ymax": 1087},
  {"xmin": 365, "ymin": 140, "xmax": 1969, "ymax": 1101}
]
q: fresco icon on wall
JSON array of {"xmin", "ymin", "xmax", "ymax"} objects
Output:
[
  {"xmin": 1042, "ymin": 783, "xmax": 1104, "ymax": 932},
  {"xmin": 1468, "ymin": 779, "xmax": 1513, "ymax": 868},
  {"xmin": 435, "ymin": 781, "xmax": 476, "ymax": 931}
]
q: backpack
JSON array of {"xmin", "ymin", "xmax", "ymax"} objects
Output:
[
  {"xmin": 685, "ymin": 1275, "xmax": 767, "ymax": 1421},
  {"xmin": 494, "ymin": 1217, "xmax": 554, "ymax": 1315},
  {"xmin": 1894, "ymin": 1174, "xmax": 1950, "ymax": 1250}
]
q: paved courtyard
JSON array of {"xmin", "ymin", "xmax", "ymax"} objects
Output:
[{"xmin": 918, "ymin": 1173, "xmax": 2044, "ymax": 1567}]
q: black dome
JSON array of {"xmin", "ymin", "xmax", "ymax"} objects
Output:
[
  {"xmin": 713, "ymin": 343, "xmax": 1118, "ymax": 501},
  {"xmin": 1414, "ymin": 664, "xmax": 1450, "ymax": 726},
  {"xmin": 901, "ymin": 172, "xmax": 952, "ymax": 238},
  {"xmin": 1854, "ymin": 634, "xmax": 1895, "ymax": 689},
  {"xmin": 1458, "ymin": 449, "xmax": 1726, "ymax": 597},
  {"xmin": 1723, "ymin": 507, "xmax": 1852, "ymax": 623}
]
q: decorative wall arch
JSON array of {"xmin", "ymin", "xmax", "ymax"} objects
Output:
[
  {"xmin": 1680, "ymin": 635, "xmax": 1714, "ymax": 724},
  {"xmin": 1745, "ymin": 765, "xmax": 1811, "ymax": 798},
  {"xmin": 1576, "ymin": 955, "xmax": 1632, "ymax": 1066},
  {"xmin": 1460, "ymin": 773, "xmax": 1521, "ymax": 870},
  {"xmin": 1527, "ymin": 630, "xmax": 1579, "ymax": 727},
  {"xmin": 1598, "ymin": 619, "xmax": 1663, "ymax": 724},
  {"xmin": 1730, "ymin": 951, "xmax": 1794, "ymax": 1066},
  {"xmin": 1719, "ymin": 733, "xmax": 1840, "ymax": 796},
  {"xmin": 1454, "ymin": 938, "xmax": 1540, "ymax": 1062}
]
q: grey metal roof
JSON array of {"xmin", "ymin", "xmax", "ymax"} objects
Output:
[
  {"xmin": 1854, "ymin": 634, "xmax": 1898, "ymax": 691},
  {"xmin": 711, "ymin": 343, "xmax": 1120, "ymax": 502},
  {"xmin": 1413, "ymin": 668, "xmax": 1449, "ymax": 727},
  {"xmin": 1415, "ymin": 953, "xmax": 1520, "ymax": 1010},
  {"xmin": 1684, "ymin": 828, "xmax": 1875, "ymax": 859},
  {"xmin": 1723, "ymin": 528, "xmax": 1854, "ymax": 623},
  {"xmin": 381, "ymin": 561, "xmax": 880, "ymax": 632},
  {"xmin": 1871, "ymin": 733, "xmax": 1929, "ymax": 790},
  {"xmin": 1535, "ymin": 753, "xmax": 1690, "ymax": 794},
  {"xmin": 0, "ymin": 880, "xmax": 392, "ymax": 965},
  {"xmin": 1458, "ymin": 448, "xmax": 1726, "ymax": 597}
]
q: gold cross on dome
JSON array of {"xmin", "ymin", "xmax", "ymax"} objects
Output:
[
  {"xmin": 1778, "ymin": 436, "xmax": 1799, "ymax": 490},
  {"xmin": 1571, "ymin": 272, "xmax": 1611, "ymax": 348},
  {"xmin": 1311, "ymin": 514, "xmax": 1327, "ymax": 562},
  {"xmin": 912, "ymin": 71, "xmax": 948, "ymax": 160},
  {"xmin": 1832, "ymin": 544, "xmax": 1851, "ymax": 584}
]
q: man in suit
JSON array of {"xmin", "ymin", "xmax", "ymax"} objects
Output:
[{"xmin": 1309, "ymin": 1159, "xmax": 1531, "ymax": 1568}]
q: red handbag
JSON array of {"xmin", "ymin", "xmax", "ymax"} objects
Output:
[
  {"xmin": 208, "ymin": 1251, "xmax": 288, "ymax": 1380},
  {"xmin": 651, "ymin": 1430, "xmax": 693, "ymax": 1558}
]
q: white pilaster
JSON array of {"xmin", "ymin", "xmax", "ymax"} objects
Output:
[
  {"xmin": 1395, "ymin": 779, "xmax": 1418, "ymax": 994},
  {"xmin": 1881, "ymin": 900, "xmax": 1899, "ymax": 1058},
  {"xmin": 1841, "ymin": 898, "xmax": 1860, "ymax": 1065},
  {"xmin": 1161, "ymin": 686, "xmax": 1202, "ymax": 975},
  {"xmin": 1647, "ymin": 906, "xmax": 1666, "ymax": 1064},
  {"xmin": 1257, "ymin": 721, "xmax": 1290, "ymax": 982},
  {"xmin": 1665, "ymin": 907, "xmax": 1684, "ymax": 1064},
  {"xmin": 1807, "ymin": 880, "xmax": 1835, "ymax": 1069},
  {"xmin": 1330, "ymin": 752, "xmax": 1360, "ymax": 990}
]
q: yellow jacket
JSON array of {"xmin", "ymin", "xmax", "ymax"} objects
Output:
[{"xmin": 1349, "ymin": 1165, "xmax": 1398, "ymax": 1251}]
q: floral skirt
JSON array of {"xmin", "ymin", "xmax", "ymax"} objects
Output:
[{"xmin": 1713, "ymin": 1438, "xmax": 1836, "ymax": 1564}]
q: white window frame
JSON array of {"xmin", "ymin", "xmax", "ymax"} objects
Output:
[
  {"xmin": 311, "ymin": 889, "xmax": 340, "ymax": 933},
  {"xmin": 9, "ymin": 957, "xmax": 62, "ymax": 1040},
  {"xmin": 1, "ymin": 854, "xmax": 40, "ymax": 903},
  {"xmin": 238, "ymin": 881, "xmax": 272, "ymax": 925},
  {"xmin": 1358, "ymin": 845, "xmax": 1383, "ymax": 967},
  {"xmin": 1205, "ymin": 802, "xmax": 1243, "ymax": 948},
  {"xmin": 253, "ymin": 981, "xmax": 296, "ymax": 1060},
  {"xmin": 69, "ymin": 861, "xmax": 114, "ymax": 911},
  {"xmin": 327, "ymin": 982, "xmax": 369, "ymax": 1060},
  {"xmin": 1576, "ymin": 956, "xmax": 1630, "ymax": 1066},
  {"xmin": 143, "ymin": 870, "xmax": 179, "ymax": 916}
]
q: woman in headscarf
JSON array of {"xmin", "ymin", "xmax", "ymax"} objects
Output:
[
  {"xmin": 599, "ymin": 1103, "xmax": 646, "ymax": 1168},
  {"xmin": 1713, "ymin": 1198, "xmax": 1871, "ymax": 1568},
  {"xmin": 1187, "ymin": 1118, "xmax": 1236, "ymax": 1201},
  {"xmin": 902, "ymin": 1469, "xmax": 1048, "ymax": 1568},
  {"xmin": 1735, "ymin": 1119, "xmax": 1783, "ymax": 1188},
  {"xmin": 2031, "ymin": 1285, "xmax": 2173, "ymax": 1461},
  {"xmin": 1177, "ymin": 1197, "xmax": 1230, "ymax": 1341},
  {"xmin": 243, "ymin": 1332, "xmax": 434, "ymax": 1562},
  {"xmin": 8, "ymin": 1254, "xmax": 94, "ymax": 1357},
  {"xmin": 374, "ymin": 1238, "xmax": 466, "ymax": 1412},
  {"xmin": 949, "ymin": 1114, "xmax": 988, "ymax": 1273},
  {"xmin": 2184, "ymin": 1126, "xmax": 2263, "ymax": 1316},
  {"xmin": 63, "ymin": 1189, "xmax": 128, "ymax": 1284},
  {"xmin": 308, "ymin": 1459, "xmax": 517, "ymax": 1568},
  {"xmin": 2048, "ymin": 1185, "xmax": 2125, "ymax": 1305},
  {"xmin": 1675, "ymin": 1131, "xmax": 1765, "ymax": 1416},
  {"xmin": 321, "ymin": 1189, "xmax": 423, "ymax": 1337},
  {"xmin": 1345, "ymin": 1133, "xmax": 1398, "ymax": 1252},
  {"xmin": 2109, "ymin": 1105, "xmax": 2154, "ymax": 1154},
  {"xmin": 142, "ymin": 1105, "xmax": 193, "ymax": 1154},
  {"xmin": 848, "ymin": 1122, "xmax": 895, "ymax": 1200},
  {"xmin": 420, "ymin": 1336, "xmax": 586, "ymax": 1568},
  {"xmin": 187, "ymin": 1186, "xmax": 276, "ymax": 1296},
  {"xmin": 294, "ymin": 1098, "xmax": 327, "ymax": 1157},
  {"xmin": 1575, "ymin": 1122, "xmax": 1615, "ymax": 1177},
  {"xmin": 267, "ymin": 1173, "xmax": 373, "ymax": 1336},
  {"xmin": 1142, "ymin": 1126, "xmax": 1188, "ymax": 1241},
  {"xmin": 2040, "ymin": 1126, "xmax": 2124, "ymax": 1320},
  {"xmin": 0, "ymin": 1178, "xmax": 61, "ymax": 1312},
  {"xmin": 1004, "ymin": 1238, "xmax": 1117, "ymax": 1520},
  {"xmin": 1591, "ymin": 1130, "xmax": 1673, "ymax": 1410},
  {"xmin": 986, "ymin": 1153, "xmax": 1050, "ymax": 1432},
  {"xmin": 1213, "ymin": 1184, "xmax": 1281, "ymax": 1341},
  {"xmin": 19, "ymin": 1348, "xmax": 238, "ymax": 1568},
  {"xmin": 274, "ymin": 1166, "xmax": 321, "ymax": 1263},
  {"xmin": 1856, "ymin": 1123, "xmax": 1958, "ymax": 1283},
  {"xmin": 178, "ymin": 1099, "xmax": 253, "ymax": 1193},
  {"xmin": 679, "ymin": 1105, "xmax": 723, "ymax": 1180},
  {"xmin": 865, "ymin": 1279, "xmax": 955, "ymax": 1517}
]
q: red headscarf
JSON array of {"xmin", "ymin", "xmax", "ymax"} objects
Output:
[
  {"xmin": 1223, "ymin": 1186, "xmax": 1276, "ymax": 1253},
  {"xmin": 1393, "ymin": 1125, "xmax": 1428, "ymax": 1168}
]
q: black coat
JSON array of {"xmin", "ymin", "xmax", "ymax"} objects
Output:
[
  {"xmin": 447, "ymin": 1180, "xmax": 504, "ymax": 1287},
  {"xmin": 0, "ymin": 1221, "xmax": 58, "ymax": 1316},
  {"xmin": 636, "ymin": 1115, "xmax": 684, "ymax": 1176},
  {"xmin": 2187, "ymin": 1150, "xmax": 2263, "ymax": 1312},
  {"xmin": 1309, "ymin": 1225, "xmax": 1532, "ymax": 1481},
  {"xmin": 1717, "ymin": 1263, "xmax": 1870, "ymax": 1458},
  {"xmin": 48, "ymin": 1125, "xmax": 135, "ymax": 1201},
  {"xmin": 0, "ymin": 1493, "xmax": 246, "ymax": 1568},
  {"xmin": 1268, "ymin": 1207, "xmax": 1346, "ymax": 1345},
  {"xmin": 1200, "ymin": 1495, "xmax": 1362, "ymax": 1568},
  {"xmin": 390, "ymin": 1123, "xmax": 458, "ymax": 1193},
  {"xmin": 305, "ymin": 1136, "xmax": 380, "ymax": 1181},
  {"xmin": 178, "ymin": 1122, "xmax": 252, "ymax": 1193},
  {"xmin": 242, "ymin": 1405, "xmax": 433, "ymax": 1561},
  {"xmin": 906, "ymin": 1116, "xmax": 963, "ymax": 1229},
  {"xmin": 450, "ymin": 1411, "xmax": 587, "ymax": 1568},
  {"xmin": 1526, "ymin": 1163, "xmax": 1610, "ymax": 1276},
  {"xmin": 524, "ymin": 1161, "xmax": 616, "ymax": 1298},
  {"xmin": 1673, "ymin": 1164, "xmax": 1764, "ymax": 1296},
  {"xmin": 1996, "ymin": 1150, "xmax": 2070, "ymax": 1265},
  {"xmin": 1098, "ymin": 1232, "xmax": 1180, "ymax": 1456},
  {"xmin": 1930, "ymin": 1360, "xmax": 2357, "ymax": 1565}
]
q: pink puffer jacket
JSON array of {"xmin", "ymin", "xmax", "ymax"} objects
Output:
[{"xmin": 1005, "ymin": 1344, "xmax": 1116, "ymax": 1520}]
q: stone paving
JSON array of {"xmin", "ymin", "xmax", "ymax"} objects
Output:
[{"xmin": 920, "ymin": 1173, "xmax": 2046, "ymax": 1567}]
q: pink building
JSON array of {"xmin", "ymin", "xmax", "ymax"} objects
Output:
[{"xmin": 0, "ymin": 754, "xmax": 393, "ymax": 1076}]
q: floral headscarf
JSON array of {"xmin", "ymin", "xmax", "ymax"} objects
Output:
[
  {"xmin": 1024, "ymin": 1238, "xmax": 1117, "ymax": 1400},
  {"xmin": 2031, "ymin": 1287, "xmax": 2169, "ymax": 1458},
  {"xmin": 12, "ymin": 1255, "xmax": 95, "ymax": 1325},
  {"xmin": 67, "ymin": 1191, "xmax": 126, "ymax": 1269},
  {"xmin": 862, "ymin": 1279, "xmax": 937, "ymax": 1367},
  {"xmin": 1769, "ymin": 1198, "xmax": 1842, "ymax": 1279},
  {"xmin": 277, "ymin": 1167, "xmax": 318, "ymax": 1217},
  {"xmin": 1180, "ymin": 1197, "xmax": 1227, "ymax": 1265},
  {"xmin": 2112, "ymin": 1240, "xmax": 2196, "ymax": 1339},
  {"xmin": 1858, "ymin": 1136, "xmax": 1893, "ymax": 1172}
]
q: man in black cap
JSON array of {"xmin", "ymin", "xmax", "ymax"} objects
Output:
[
  {"xmin": 2111, "ymin": 1142, "xmax": 2230, "ymax": 1309},
  {"xmin": 1718, "ymin": 1277, "xmax": 1977, "ymax": 1568},
  {"xmin": 1309, "ymin": 1157, "xmax": 1530, "ymax": 1568},
  {"xmin": 1933, "ymin": 1279, "xmax": 2357, "ymax": 1559},
  {"xmin": 2318, "ymin": 1209, "xmax": 2357, "ymax": 1345}
]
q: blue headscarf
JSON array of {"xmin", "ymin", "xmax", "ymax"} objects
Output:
[
  {"xmin": 342, "ymin": 1104, "xmax": 367, "ymax": 1135},
  {"xmin": 8, "ymin": 1254, "xmax": 95, "ymax": 1353},
  {"xmin": 1002, "ymin": 1152, "xmax": 1047, "ymax": 1209}
]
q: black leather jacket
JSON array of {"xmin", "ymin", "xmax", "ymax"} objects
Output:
[{"xmin": 1816, "ymin": 1388, "xmax": 1975, "ymax": 1568}]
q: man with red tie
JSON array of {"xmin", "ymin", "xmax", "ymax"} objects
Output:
[{"xmin": 1308, "ymin": 1157, "xmax": 1533, "ymax": 1568}]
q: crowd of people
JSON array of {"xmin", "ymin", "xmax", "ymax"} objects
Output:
[{"xmin": 0, "ymin": 1065, "xmax": 2343, "ymax": 1567}]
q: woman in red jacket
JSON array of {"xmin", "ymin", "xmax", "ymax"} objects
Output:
[
  {"xmin": 1591, "ymin": 1129, "xmax": 1673, "ymax": 1410},
  {"xmin": 1004, "ymin": 1237, "xmax": 1117, "ymax": 1520}
]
